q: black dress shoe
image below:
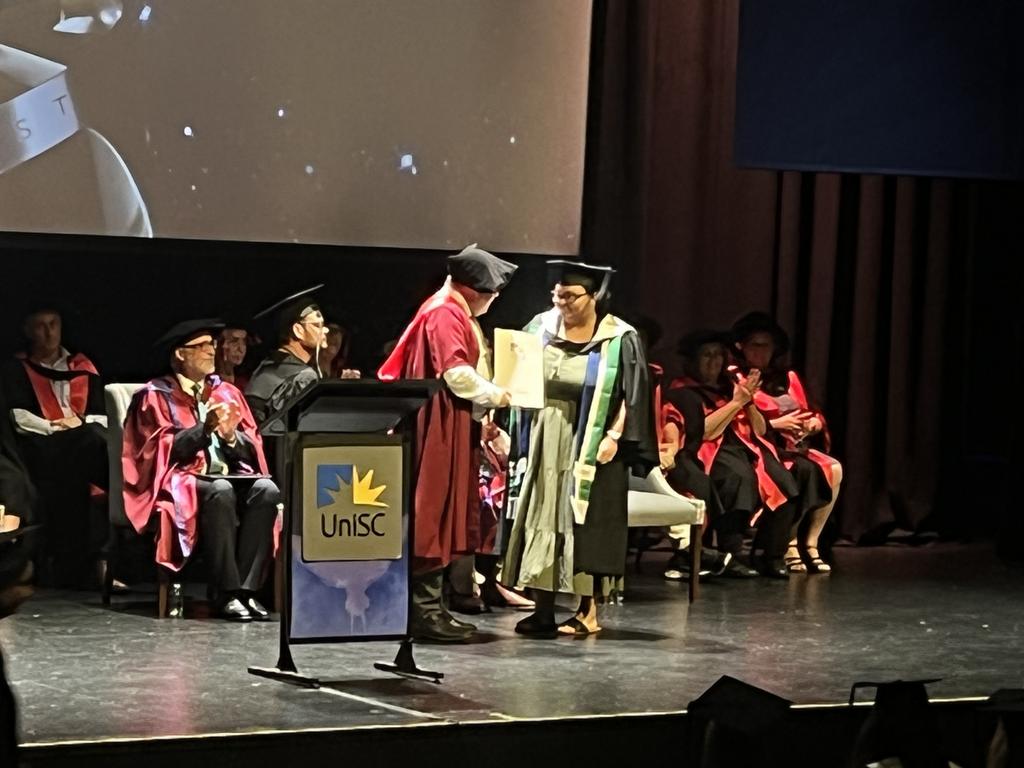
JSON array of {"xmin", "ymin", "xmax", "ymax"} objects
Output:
[
  {"xmin": 514, "ymin": 613, "xmax": 558, "ymax": 639},
  {"xmin": 410, "ymin": 612, "xmax": 473, "ymax": 643},
  {"xmin": 220, "ymin": 597, "xmax": 253, "ymax": 622},
  {"xmin": 448, "ymin": 592, "xmax": 490, "ymax": 615},
  {"xmin": 443, "ymin": 610, "xmax": 477, "ymax": 632},
  {"xmin": 245, "ymin": 596, "xmax": 272, "ymax": 621},
  {"xmin": 722, "ymin": 559, "xmax": 760, "ymax": 578},
  {"xmin": 757, "ymin": 557, "xmax": 789, "ymax": 579}
]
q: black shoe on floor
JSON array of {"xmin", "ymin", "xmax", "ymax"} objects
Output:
[
  {"xmin": 757, "ymin": 557, "xmax": 789, "ymax": 579},
  {"xmin": 443, "ymin": 610, "xmax": 477, "ymax": 632},
  {"xmin": 244, "ymin": 596, "xmax": 272, "ymax": 621},
  {"xmin": 514, "ymin": 613, "xmax": 558, "ymax": 639},
  {"xmin": 722, "ymin": 559, "xmax": 760, "ymax": 578},
  {"xmin": 219, "ymin": 597, "xmax": 253, "ymax": 622},
  {"xmin": 411, "ymin": 612, "xmax": 473, "ymax": 643},
  {"xmin": 449, "ymin": 592, "xmax": 490, "ymax": 615}
]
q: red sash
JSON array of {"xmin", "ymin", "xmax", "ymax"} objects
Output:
[{"xmin": 18, "ymin": 353, "xmax": 98, "ymax": 420}]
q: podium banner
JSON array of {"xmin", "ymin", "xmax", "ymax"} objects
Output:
[{"xmin": 290, "ymin": 436, "xmax": 409, "ymax": 641}]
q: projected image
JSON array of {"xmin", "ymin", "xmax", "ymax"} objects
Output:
[{"xmin": 0, "ymin": 0, "xmax": 593, "ymax": 253}]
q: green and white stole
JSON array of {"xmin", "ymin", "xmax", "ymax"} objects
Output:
[{"xmin": 523, "ymin": 309, "xmax": 635, "ymax": 524}]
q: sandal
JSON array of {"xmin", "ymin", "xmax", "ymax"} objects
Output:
[
  {"xmin": 556, "ymin": 616, "xmax": 601, "ymax": 637},
  {"xmin": 804, "ymin": 547, "xmax": 832, "ymax": 574},
  {"xmin": 784, "ymin": 547, "xmax": 807, "ymax": 574}
]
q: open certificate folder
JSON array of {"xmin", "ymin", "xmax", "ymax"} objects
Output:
[{"xmin": 492, "ymin": 329, "xmax": 545, "ymax": 409}]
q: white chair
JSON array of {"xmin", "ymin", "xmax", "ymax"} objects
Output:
[
  {"xmin": 627, "ymin": 468, "xmax": 706, "ymax": 602},
  {"xmin": 102, "ymin": 383, "xmax": 146, "ymax": 605}
]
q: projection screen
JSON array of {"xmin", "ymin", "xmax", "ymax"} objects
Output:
[{"xmin": 0, "ymin": 0, "xmax": 593, "ymax": 254}]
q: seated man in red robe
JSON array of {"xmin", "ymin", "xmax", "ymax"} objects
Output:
[
  {"xmin": 122, "ymin": 319, "xmax": 279, "ymax": 622},
  {"xmin": 0, "ymin": 306, "xmax": 108, "ymax": 587},
  {"xmin": 379, "ymin": 245, "xmax": 516, "ymax": 642}
]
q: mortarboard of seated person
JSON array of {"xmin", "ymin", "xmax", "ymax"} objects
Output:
[
  {"xmin": 245, "ymin": 285, "xmax": 326, "ymax": 426},
  {"xmin": 0, "ymin": 509, "xmax": 39, "ymax": 766},
  {"xmin": 0, "ymin": 304, "xmax": 109, "ymax": 588},
  {"xmin": 121, "ymin": 319, "xmax": 280, "ymax": 622}
]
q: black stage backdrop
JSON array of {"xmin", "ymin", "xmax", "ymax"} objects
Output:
[{"xmin": 2, "ymin": 0, "xmax": 1022, "ymax": 545}]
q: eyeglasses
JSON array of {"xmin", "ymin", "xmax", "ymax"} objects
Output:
[
  {"xmin": 551, "ymin": 290, "xmax": 589, "ymax": 305},
  {"xmin": 181, "ymin": 340, "xmax": 217, "ymax": 352}
]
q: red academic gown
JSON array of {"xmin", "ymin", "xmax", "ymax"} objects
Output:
[
  {"xmin": 378, "ymin": 287, "xmax": 482, "ymax": 573},
  {"xmin": 753, "ymin": 370, "xmax": 841, "ymax": 490},
  {"xmin": 121, "ymin": 375, "xmax": 269, "ymax": 571},
  {"xmin": 668, "ymin": 377, "xmax": 791, "ymax": 513}
]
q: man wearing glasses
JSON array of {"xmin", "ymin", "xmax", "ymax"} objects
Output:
[
  {"xmin": 246, "ymin": 286, "xmax": 327, "ymax": 426},
  {"xmin": 122, "ymin": 319, "xmax": 280, "ymax": 621}
]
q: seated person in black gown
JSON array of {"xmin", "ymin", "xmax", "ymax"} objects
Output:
[
  {"xmin": 122, "ymin": 320, "xmax": 279, "ymax": 621},
  {"xmin": 0, "ymin": 307, "xmax": 108, "ymax": 586},
  {"xmin": 246, "ymin": 286, "xmax": 326, "ymax": 425},
  {"xmin": 662, "ymin": 329, "xmax": 798, "ymax": 579}
]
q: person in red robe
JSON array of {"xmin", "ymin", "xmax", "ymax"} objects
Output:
[
  {"xmin": 378, "ymin": 245, "xmax": 516, "ymax": 642},
  {"xmin": 732, "ymin": 312, "xmax": 843, "ymax": 574},
  {"xmin": 122, "ymin": 319, "xmax": 280, "ymax": 621},
  {"xmin": 0, "ymin": 306, "xmax": 108, "ymax": 587}
]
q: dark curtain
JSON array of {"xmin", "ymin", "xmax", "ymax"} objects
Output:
[{"xmin": 582, "ymin": 0, "xmax": 1022, "ymax": 542}]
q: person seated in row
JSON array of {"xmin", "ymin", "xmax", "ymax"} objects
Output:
[
  {"xmin": 318, "ymin": 322, "xmax": 361, "ymax": 379},
  {"xmin": 731, "ymin": 312, "xmax": 842, "ymax": 574},
  {"xmin": 215, "ymin": 323, "xmax": 252, "ymax": 391},
  {"xmin": 246, "ymin": 286, "xmax": 326, "ymax": 426},
  {"xmin": 662, "ymin": 329, "xmax": 798, "ymax": 578},
  {"xmin": 0, "ymin": 307, "xmax": 109, "ymax": 587},
  {"xmin": 122, "ymin": 319, "xmax": 279, "ymax": 621}
]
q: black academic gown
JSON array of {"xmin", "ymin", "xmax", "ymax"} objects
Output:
[{"xmin": 244, "ymin": 350, "xmax": 320, "ymax": 425}]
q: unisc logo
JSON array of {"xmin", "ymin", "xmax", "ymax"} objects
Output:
[{"xmin": 317, "ymin": 465, "xmax": 389, "ymax": 538}]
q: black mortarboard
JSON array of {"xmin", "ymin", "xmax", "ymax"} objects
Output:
[
  {"xmin": 546, "ymin": 259, "xmax": 615, "ymax": 300},
  {"xmin": 982, "ymin": 690, "xmax": 1024, "ymax": 714},
  {"xmin": 252, "ymin": 284, "xmax": 324, "ymax": 341},
  {"xmin": 447, "ymin": 245, "xmax": 517, "ymax": 293},
  {"xmin": 677, "ymin": 328, "xmax": 731, "ymax": 359},
  {"xmin": 849, "ymin": 679, "xmax": 946, "ymax": 768},
  {"xmin": 730, "ymin": 311, "xmax": 791, "ymax": 357},
  {"xmin": 153, "ymin": 318, "xmax": 225, "ymax": 352},
  {"xmin": 848, "ymin": 678, "xmax": 941, "ymax": 706},
  {"xmin": 688, "ymin": 676, "xmax": 792, "ymax": 736}
]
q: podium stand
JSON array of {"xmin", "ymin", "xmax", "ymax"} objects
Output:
[{"xmin": 247, "ymin": 379, "xmax": 442, "ymax": 687}]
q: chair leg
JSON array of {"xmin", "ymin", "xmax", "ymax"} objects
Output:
[
  {"xmin": 688, "ymin": 524, "xmax": 701, "ymax": 604},
  {"xmin": 157, "ymin": 568, "xmax": 169, "ymax": 618}
]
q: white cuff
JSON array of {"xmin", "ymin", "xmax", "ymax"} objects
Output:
[
  {"xmin": 442, "ymin": 365, "xmax": 506, "ymax": 408},
  {"xmin": 12, "ymin": 408, "xmax": 53, "ymax": 436}
]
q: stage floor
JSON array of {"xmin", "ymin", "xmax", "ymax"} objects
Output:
[{"xmin": 3, "ymin": 541, "xmax": 1022, "ymax": 748}]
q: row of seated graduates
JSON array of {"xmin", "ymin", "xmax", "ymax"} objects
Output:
[
  {"xmin": 644, "ymin": 311, "xmax": 843, "ymax": 581},
  {"xmin": 0, "ymin": 302, "xmax": 355, "ymax": 606}
]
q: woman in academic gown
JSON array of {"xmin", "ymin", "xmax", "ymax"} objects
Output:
[
  {"xmin": 501, "ymin": 261, "xmax": 657, "ymax": 637},
  {"xmin": 731, "ymin": 312, "xmax": 843, "ymax": 574}
]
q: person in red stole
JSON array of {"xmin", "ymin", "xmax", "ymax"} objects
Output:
[
  {"xmin": 378, "ymin": 245, "xmax": 516, "ymax": 642},
  {"xmin": 122, "ymin": 319, "xmax": 280, "ymax": 621},
  {"xmin": 0, "ymin": 306, "xmax": 108, "ymax": 587},
  {"xmin": 662, "ymin": 329, "xmax": 799, "ymax": 578},
  {"xmin": 732, "ymin": 312, "xmax": 843, "ymax": 574}
]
